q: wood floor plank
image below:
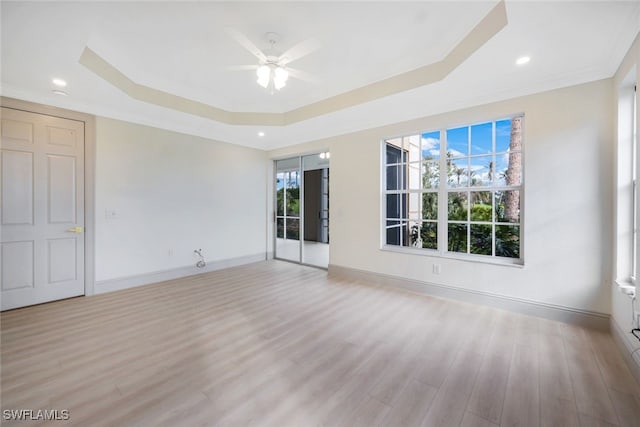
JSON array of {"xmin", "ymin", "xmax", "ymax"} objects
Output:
[
  {"xmin": 514, "ymin": 313, "xmax": 540, "ymax": 347},
  {"xmin": 587, "ymin": 329, "xmax": 640, "ymax": 398},
  {"xmin": 315, "ymin": 343, "xmax": 394, "ymax": 426},
  {"xmin": 383, "ymin": 379, "xmax": 438, "ymax": 427},
  {"xmin": 608, "ymin": 388, "xmax": 640, "ymax": 427},
  {"xmin": 578, "ymin": 413, "xmax": 620, "ymax": 427},
  {"xmin": 421, "ymin": 347, "xmax": 484, "ymax": 427},
  {"xmin": 562, "ymin": 326, "xmax": 620, "ymax": 425},
  {"xmin": 460, "ymin": 412, "xmax": 499, "ymax": 427},
  {"xmin": 500, "ymin": 343, "xmax": 540, "ymax": 427},
  {"xmin": 336, "ymin": 396, "xmax": 391, "ymax": 427},
  {"xmin": 538, "ymin": 332, "xmax": 575, "ymax": 401},
  {"xmin": 466, "ymin": 352, "xmax": 511, "ymax": 424},
  {"xmin": 539, "ymin": 396, "xmax": 580, "ymax": 427}
]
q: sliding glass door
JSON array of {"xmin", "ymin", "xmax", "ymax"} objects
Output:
[{"xmin": 275, "ymin": 153, "xmax": 330, "ymax": 268}]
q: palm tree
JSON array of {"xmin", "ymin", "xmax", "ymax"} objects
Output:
[
  {"xmin": 422, "ymin": 161, "xmax": 439, "ymax": 189},
  {"xmin": 504, "ymin": 117, "xmax": 522, "ymax": 222},
  {"xmin": 446, "ymin": 151, "xmax": 454, "ymax": 184},
  {"xmin": 448, "ymin": 192, "xmax": 467, "ymax": 221},
  {"xmin": 454, "ymin": 166, "xmax": 465, "ymax": 186},
  {"xmin": 469, "ymin": 168, "xmax": 479, "ymax": 186}
]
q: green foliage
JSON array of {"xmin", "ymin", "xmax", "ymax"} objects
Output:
[
  {"xmin": 448, "ymin": 193, "xmax": 467, "ymax": 221},
  {"xmin": 288, "ymin": 187, "xmax": 300, "ymax": 200},
  {"xmin": 496, "ymin": 225, "xmax": 520, "ymax": 258},
  {"xmin": 410, "ymin": 222, "xmax": 437, "ymax": 249},
  {"xmin": 448, "ymin": 224, "xmax": 467, "ymax": 252},
  {"xmin": 422, "ymin": 161, "xmax": 439, "ymax": 189},
  {"xmin": 286, "ymin": 220, "xmax": 300, "ymax": 240},
  {"xmin": 276, "ymin": 176, "xmax": 300, "ymax": 240},
  {"xmin": 422, "ymin": 193, "xmax": 437, "ymax": 220},
  {"xmin": 277, "ymin": 187, "xmax": 300, "ymax": 217},
  {"xmin": 287, "ymin": 188, "xmax": 300, "ymax": 215},
  {"xmin": 276, "ymin": 219, "xmax": 284, "ymax": 238},
  {"xmin": 470, "ymin": 224, "xmax": 491, "ymax": 255},
  {"xmin": 445, "ymin": 196, "xmax": 520, "ymax": 259},
  {"xmin": 276, "ymin": 188, "xmax": 284, "ymax": 215},
  {"xmin": 470, "ymin": 204, "xmax": 492, "ymax": 222}
]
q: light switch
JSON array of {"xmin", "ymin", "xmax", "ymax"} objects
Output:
[{"xmin": 105, "ymin": 209, "xmax": 118, "ymax": 220}]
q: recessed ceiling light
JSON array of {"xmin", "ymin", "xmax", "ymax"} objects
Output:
[
  {"xmin": 52, "ymin": 78, "xmax": 67, "ymax": 87},
  {"xmin": 52, "ymin": 90, "xmax": 68, "ymax": 96},
  {"xmin": 258, "ymin": 132, "xmax": 265, "ymax": 137},
  {"xmin": 516, "ymin": 56, "xmax": 530, "ymax": 65}
]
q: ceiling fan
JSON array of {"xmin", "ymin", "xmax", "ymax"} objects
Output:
[{"xmin": 226, "ymin": 29, "xmax": 319, "ymax": 93}]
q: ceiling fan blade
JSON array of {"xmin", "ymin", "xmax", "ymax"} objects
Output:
[
  {"xmin": 279, "ymin": 38, "xmax": 320, "ymax": 65},
  {"xmin": 226, "ymin": 65, "xmax": 258, "ymax": 71},
  {"xmin": 225, "ymin": 28, "xmax": 267, "ymax": 62},
  {"xmin": 287, "ymin": 67, "xmax": 318, "ymax": 84}
]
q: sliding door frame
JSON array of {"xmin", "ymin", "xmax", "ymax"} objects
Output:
[{"xmin": 272, "ymin": 151, "xmax": 330, "ymax": 269}]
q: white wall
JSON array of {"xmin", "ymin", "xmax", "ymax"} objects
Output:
[
  {"xmin": 95, "ymin": 117, "xmax": 267, "ymax": 284},
  {"xmin": 269, "ymin": 79, "xmax": 614, "ymax": 315}
]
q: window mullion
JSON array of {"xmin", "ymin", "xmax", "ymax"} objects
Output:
[{"xmin": 439, "ymin": 129, "xmax": 448, "ymax": 254}]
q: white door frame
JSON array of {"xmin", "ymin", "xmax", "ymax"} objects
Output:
[{"xmin": 1, "ymin": 97, "xmax": 96, "ymax": 297}]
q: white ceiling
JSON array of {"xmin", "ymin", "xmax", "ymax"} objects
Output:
[{"xmin": 2, "ymin": 1, "xmax": 640, "ymax": 150}]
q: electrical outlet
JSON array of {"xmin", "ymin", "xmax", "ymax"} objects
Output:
[{"xmin": 432, "ymin": 263, "xmax": 441, "ymax": 274}]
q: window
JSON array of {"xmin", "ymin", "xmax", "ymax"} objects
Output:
[
  {"xmin": 382, "ymin": 116, "xmax": 524, "ymax": 262},
  {"xmin": 615, "ymin": 75, "xmax": 637, "ymax": 289},
  {"xmin": 633, "ymin": 85, "xmax": 637, "ymax": 282}
]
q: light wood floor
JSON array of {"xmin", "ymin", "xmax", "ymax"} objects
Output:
[{"xmin": 2, "ymin": 261, "xmax": 640, "ymax": 427}]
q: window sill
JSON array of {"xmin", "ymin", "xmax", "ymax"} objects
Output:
[
  {"xmin": 381, "ymin": 245, "xmax": 524, "ymax": 268},
  {"xmin": 615, "ymin": 278, "xmax": 636, "ymax": 298}
]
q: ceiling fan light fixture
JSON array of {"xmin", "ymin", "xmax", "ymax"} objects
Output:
[
  {"xmin": 246, "ymin": 32, "xmax": 299, "ymax": 92},
  {"xmin": 256, "ymin": 65, "xmax": 271, "ymax": 88},
  {"xmin": 273, "ymin": 66, "xmax": 288, "ymax": 90},
  {"xmin": 52, "ymin": 78, "xmax": 67, "ymax": 87},
  {"xmin": 274, "ymin": 66, "xmax": 288, "ymax": 82}
]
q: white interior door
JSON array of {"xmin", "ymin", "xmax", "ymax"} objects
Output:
[{"xmin": 1, "ymin": 107, "xmax": 85, "ymax": 310}]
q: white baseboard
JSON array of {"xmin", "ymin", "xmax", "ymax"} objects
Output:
[
  {"xmin": 95, "ymin": 253, "xmax": 267, "ymax": 294},
  {"xmin": 328, "ymin": 264, "xmax": 610, "ymax": 331},
  {"xmin": 610, "ymin": 318, "xmax": 640, "ymax": 386}
]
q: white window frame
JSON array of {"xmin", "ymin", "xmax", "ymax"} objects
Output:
[
  {"xmin": 615, "ymin": 71, "xmax": 637, "ymax": 293},
  {"xmin": 632, "ymin": 85, "xmax": 637, "ymax": 285},
  {"xmin": 381, "ymin": 115, "xmax": 525, "ymax": 266}
]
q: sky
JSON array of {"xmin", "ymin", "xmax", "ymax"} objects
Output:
[
  {"xmin": 422, "ymin": 119, "xmax": 511, "ymax": 157},
  {"xmin": 420, "ymin": 118, "xmax": 516, "ymax": 187}
]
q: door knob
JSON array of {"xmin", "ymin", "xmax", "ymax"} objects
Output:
[{"xmin": 66, "ymin": 226, "xmax": 84, "ymax": 233}]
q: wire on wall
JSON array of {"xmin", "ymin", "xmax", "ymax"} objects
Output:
[{"xmin": 194, "ymin": 249, "xmax": 206, "ymax": 268}]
